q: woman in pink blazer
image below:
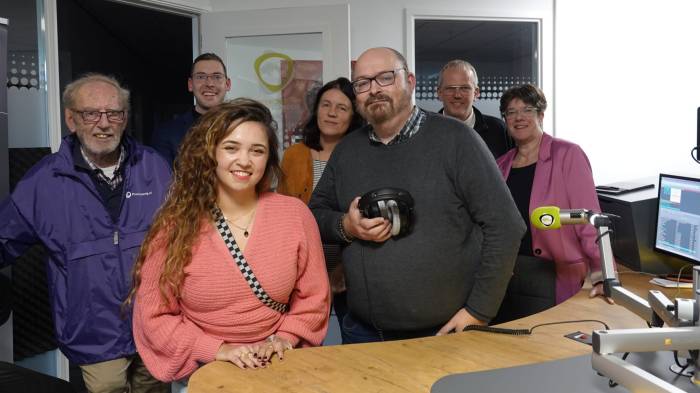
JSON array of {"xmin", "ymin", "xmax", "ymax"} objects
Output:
[{"xmin": 493, "ymin": 84, "xmax": 612, "ymax": 323}]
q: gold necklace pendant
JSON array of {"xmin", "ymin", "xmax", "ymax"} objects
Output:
[
  {"xmin": 224, "ymin": 208, "xmax": 256, "ymax": 238},
  {"xmin": 226, "ymin": 219, "xmax": 250, "ymax": 237}
]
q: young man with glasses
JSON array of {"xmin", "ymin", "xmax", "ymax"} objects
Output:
[
  {"xmin": 151, "ymin": 52, "xmax": 231, "ymax": 165},
  {"xmin": 309, "ymin": 47, "xmax": 525, "ymax": 344},
  {"xmin": 436, "ymin": 59, "xmax": 513, "ymax": 158},
  {"xmin": 0, "ymin": 74, "xmax": 171, "ymax": 392}
]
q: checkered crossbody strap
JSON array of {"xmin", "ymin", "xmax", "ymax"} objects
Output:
[{"xmin": 212, "ymin": 207, "xmax": 288, "ymax": 313}]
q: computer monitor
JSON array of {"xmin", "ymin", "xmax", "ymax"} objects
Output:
[{"xmin": 654, "ymin": 173, "xmax": 700, "ymax": 265}]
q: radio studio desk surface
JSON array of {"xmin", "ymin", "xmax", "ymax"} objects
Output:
[{"xmin": 188, "ymin": 272, "xmax": 688, "ymax": 393}]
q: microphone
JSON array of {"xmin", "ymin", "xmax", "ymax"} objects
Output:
[{"xmin": 530, "ymin": 206, "xmax": 592, "ymax": 230}]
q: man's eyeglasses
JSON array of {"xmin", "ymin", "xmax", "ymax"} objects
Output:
[
  {"xmin": 352, "ymin": 68, "xmax": 406, "ymax": 94},
  {"xmin": 72, "ymin": 110, "xmax": 126, "ymax": 124},
  {"xmin": 440, "ymin": 85, "xmax": 474, "ymax": 96},
  {"xmin": 192, "ymin": 73, "xmax": 226, "ymax": 83},
  {"xmin": 503, "ymin": 107, "xmax": 539, "ymax": 119}
]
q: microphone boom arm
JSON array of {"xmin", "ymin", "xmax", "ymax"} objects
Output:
[
  {"xmin": 595, "ymin": 214, "xmax": 659, "ymax": 324},
  {"xmin": 590, "ymin": 213, "xmax": 700, "ymax": 391}
]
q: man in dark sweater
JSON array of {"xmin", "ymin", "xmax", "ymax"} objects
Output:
[
  {"xmin": 437, "ymin": 59, "xmax": 514, "ymax": 158},
  {"xmin": 150, "ymin": 53, "xmax": 231, "ymax": 165},
  {"xmin": 309, "ymin": 47, "xmax": 525, "ymax": 344}
]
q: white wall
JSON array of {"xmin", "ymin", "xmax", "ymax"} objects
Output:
[
  {"xmin": 210, "ymin": 0, "xmax": 551, "ymax": 58},
  {"xmin": 555, "ymin": 1, "xmax": 700, "ymax": 184},
  {"xmin": 209, "ymin": 0, "xmax": 554, "ymax": 131},
  {"xmin": 207, "ymin": 0, "xmax": 700, "ymax": 185}
]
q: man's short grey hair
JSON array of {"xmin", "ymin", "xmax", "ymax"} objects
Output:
[
  {"xmin": 62, "ymin": 73, "xmax": 130, "ymax": 112},
  {"xmin": 437, "ymin": 60, "xmax": 479, "ymax": 89}
]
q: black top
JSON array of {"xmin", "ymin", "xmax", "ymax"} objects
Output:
[
  {"xmin": 191, "ymin": 107, "xmax": 202, "ymax": 122},
  {"xmin": 150, "ymin": 107, "xmax": 202, "ymax": 166},
  {"xmin": 506, "ymin": 163, "xmax": 536, "ymax": 256}
]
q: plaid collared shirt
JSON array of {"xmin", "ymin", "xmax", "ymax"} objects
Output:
[
  {"xmin": 80, "ymin": 145, "xmax": 126, "ymax": 190},
  {"xmin": 368, "ymin": 106, "xmax": 427, "ymax": 145}
]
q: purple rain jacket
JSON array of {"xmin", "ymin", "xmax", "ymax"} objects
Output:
[{"xmin": 0, "ymin": 135, "xmax": 171, "ymax": 365}]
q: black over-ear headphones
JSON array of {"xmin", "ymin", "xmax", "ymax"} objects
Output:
[{"xmin": 358, "ymin": 187, "xmax": 414, "ymax": 237}]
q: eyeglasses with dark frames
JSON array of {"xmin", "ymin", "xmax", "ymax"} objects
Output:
[
  {"xmin": 72, "ymin": 110, "xmax": 126, "ymax": 124},
  {"xmin": 191, "ymin": 72, "xmax": 227, "ymax": 83},
  {"xmin": 351, "ymin": 68, "xmax": 406, "ymax": 94}
]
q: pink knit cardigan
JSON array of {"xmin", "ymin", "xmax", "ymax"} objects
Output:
[{"xmin": 133, "ymin": 192, "xmax": 330, "ymax": 381}]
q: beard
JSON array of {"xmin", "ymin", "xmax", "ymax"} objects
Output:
[
  {"xmin": 359, "ymin": 90, "xmax": 411, "ymax": 125},
  {"xmin": 77, "ymin": 132, "xmax": 123, "ymax": 167}
]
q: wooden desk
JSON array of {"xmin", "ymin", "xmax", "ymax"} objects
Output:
[{"xmin": 189, "ymin": 272, "xmax": 690, "ymax": 393}]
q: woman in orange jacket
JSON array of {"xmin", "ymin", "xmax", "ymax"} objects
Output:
[{"xmin": 277, "ymin": 77, "xmax": 363, "ymax": 343}]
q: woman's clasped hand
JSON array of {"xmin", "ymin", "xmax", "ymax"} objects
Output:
[{"xmin": 216, "ymin": 335, "xmax": 293, "ymax": 369}]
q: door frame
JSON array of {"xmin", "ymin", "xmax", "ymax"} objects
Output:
[
  {"xmin": 200, "ymin": 4, "xmax": 351, "ymax": 86},
  {"xmin": 46, "ymin": 1, "xmax": 351, "ymax": 152},
  {"xmin": 44, "ymin": 0, "xmax": 207, "ymax": 153},
  {"xmin": 404, "ymin": 7, "xmax": 554, "ymax": 133},
  {"xmin": 41, "ymin": 0, "xmax": 206, "ymax": 380},
  {"xmin": 42, "ymin": 0, "xmax": 351, "ymax": 380}
]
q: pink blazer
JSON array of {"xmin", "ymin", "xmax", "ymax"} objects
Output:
[{"xmin": 497, "ymin": 132, "xmax": 605, "ymax": 303}]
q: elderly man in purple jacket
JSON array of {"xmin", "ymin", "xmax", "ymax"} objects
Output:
[{"xmin": 0, "ymin": 73, "xmax": 171, "ymax": 393}]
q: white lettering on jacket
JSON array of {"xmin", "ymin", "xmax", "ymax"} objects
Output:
[{"xmin": 125, "ymin": 191, "xmax": 152, "ymax": 199}]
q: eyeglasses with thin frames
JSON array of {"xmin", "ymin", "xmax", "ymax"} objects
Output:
[
  {"xmin": 440, "ymin": 85, "xmax": 474, "ymax": 96},
  {"xmin": 351, "ymin": 68, "xmax": 406, "ymax": 94},
  {"xmin": 191, "ymin": 73, "xmax": 227, "ymax": 83},
  {"xmin": 502, "ymin": 107, "xmax": 539, "ymax": 119},
  {"xmin": 72, "ymin": 110, "xmax": 126, "ymax": 124}
]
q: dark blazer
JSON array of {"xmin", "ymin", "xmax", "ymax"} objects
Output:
[
  {"xmin": 438, "ymin": 106, "xmax": 514, "ymax": 158},
  {"xmin": 472, "ymin": 107, "xmax": 514, "ymax": 158},
  {"xmin": 150, "ymin": 109, "xmax": 198, "ymax": 166}
]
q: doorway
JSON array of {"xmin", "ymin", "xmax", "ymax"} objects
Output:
[
  {"xmin": 56, "ymin": 0, "xmax": 194, "ymax": 145},
  {"xmin": 5, "ymin": 0, "xmax": 195, "ymax": 389}
]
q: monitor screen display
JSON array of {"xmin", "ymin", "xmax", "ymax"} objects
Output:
[{"xmin": 654, "ymin": 174, "xmax": 700, "ymax": 264}]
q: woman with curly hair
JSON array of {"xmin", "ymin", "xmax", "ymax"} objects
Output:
[{"xmin": 128, "ymin": 98, "xmax": 330, "ymax": 382}]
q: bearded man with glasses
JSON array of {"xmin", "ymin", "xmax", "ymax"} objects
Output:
[
  {"xmin": 436, "ymin": 59, "xmax": 513, "ymax": 158},
  {"xmin": 310, "ymin": 47, "xmax": 525, "ymax": 344},
  {"xmin": 150, "ymin": 52, "xmax": 231, "ymax": 166},
  {"xmin": 0, "ymin": 73, "xmax": 171, "ymax": 392}
]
